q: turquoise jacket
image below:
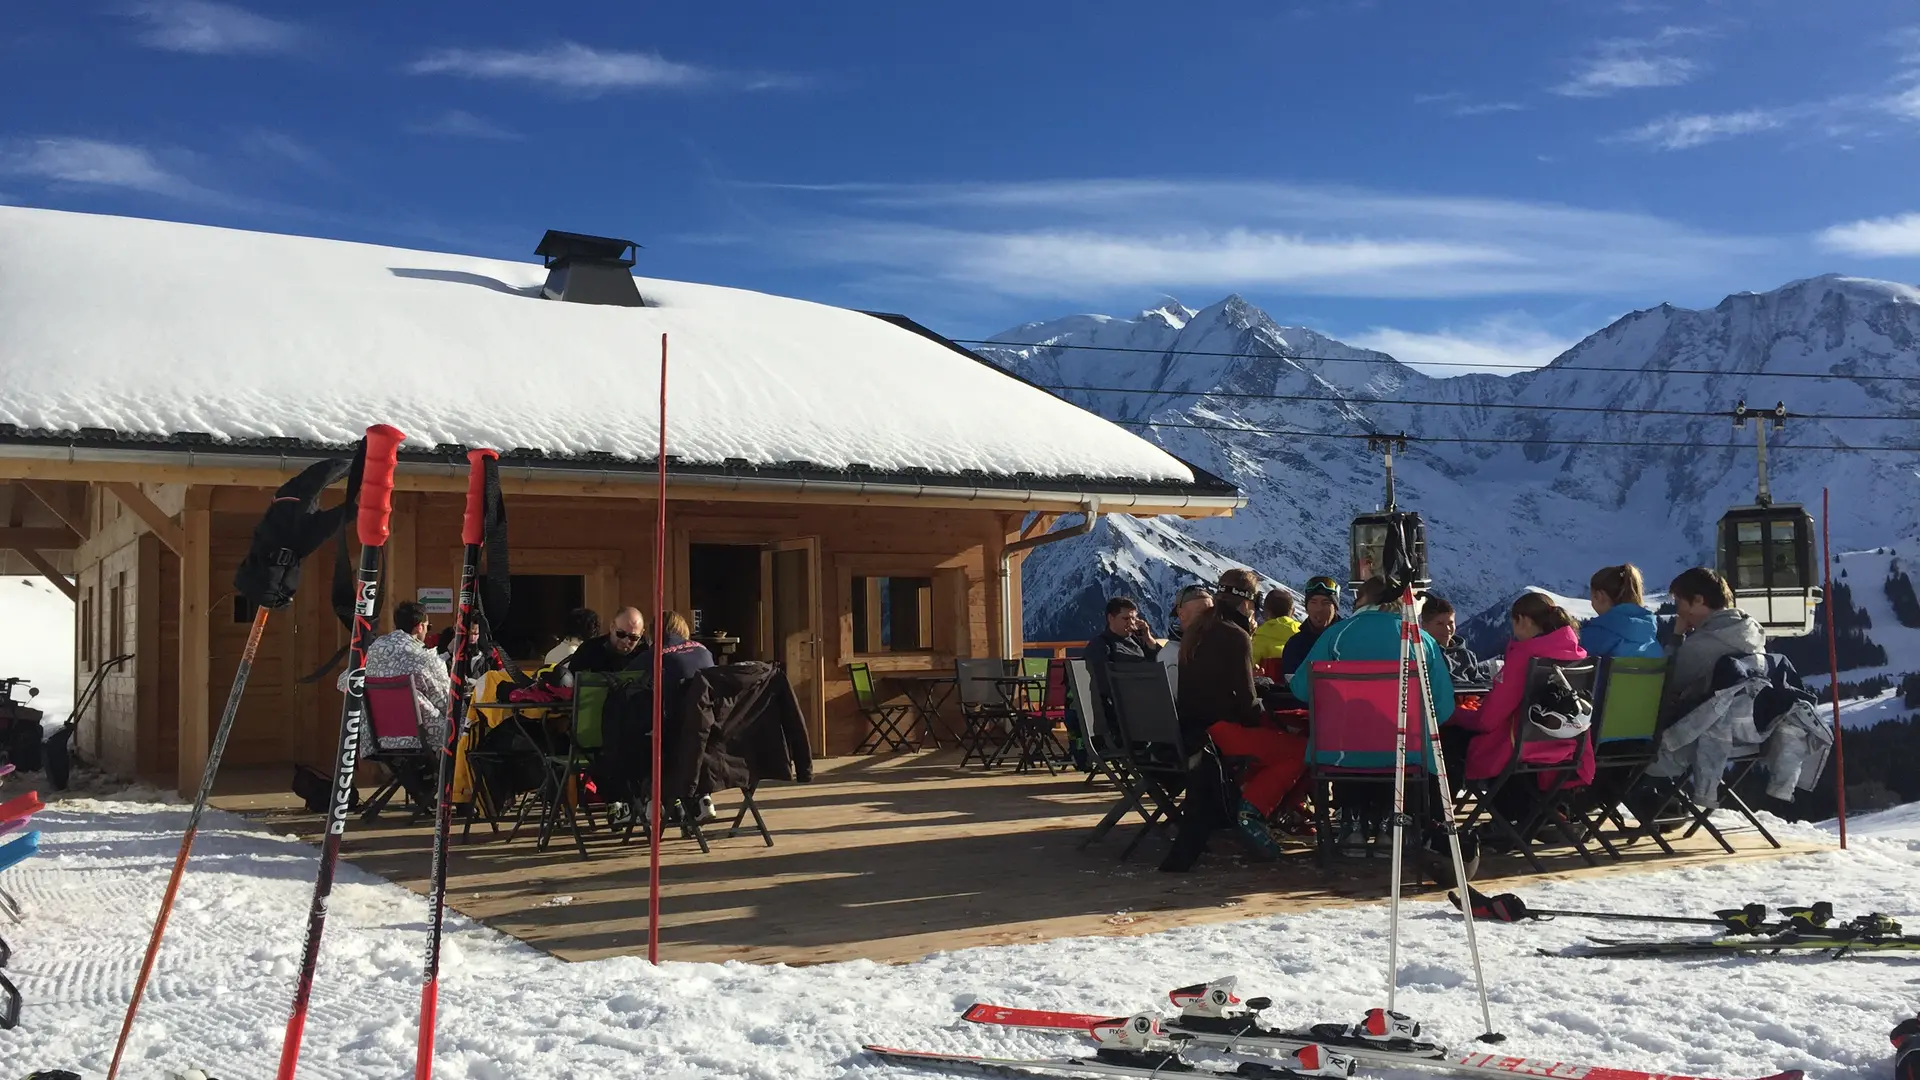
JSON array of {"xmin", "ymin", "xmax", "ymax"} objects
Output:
[{"xmin": 1288, "ymin": 607, "xmax": 1456, "ymax": 724}]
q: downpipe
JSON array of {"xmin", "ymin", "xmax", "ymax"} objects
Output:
[{"xmin": 999, "ymin": 500, "xmax": 1101, "ymax": 657}]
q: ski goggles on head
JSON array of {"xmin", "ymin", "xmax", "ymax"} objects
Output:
[
  {"xmin": 1304, "ymin": 576, "xmax": 1342, "ymax": 599},
  {"xmin": 1173, "ymin": 584, "xmax": 1214, "ymax": 607},
  {"xmin": 1217, "ymin": 582, "xmax": 1258, "ymax": 602}
]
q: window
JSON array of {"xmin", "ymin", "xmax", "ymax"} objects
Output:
[
  {"xmin": 110, "ymin": 572, "xmax": 126, "ymax": 657},
  {"xmin": 852, "ymin": 576, "xmax": 933, "ymax": 654},
  {"xmin": 488, "ymin": 574, "xmax": 586, "ymax": 661},
  {"xmin": 81, "ymin": 588, "xmax": 94, "ymax": 665}
]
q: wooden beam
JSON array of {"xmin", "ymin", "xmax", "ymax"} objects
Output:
[
  {"xmin": 176, "ymin": 491, "xmax": 212, "ymax": 795},
  {"xmin": 0, "ymin": 527, "xmax": 80, "ymax": 549},
  {"xmin": 104, "ymin": 482, "xmax": 185, "ymax": 557},
  {"xmin": 12, "ymin": 547, "xmax": 76, "ymax": 599},
  {"xmin": 15, "ymin": 480, "xmax": 90, "ymax": 539}
]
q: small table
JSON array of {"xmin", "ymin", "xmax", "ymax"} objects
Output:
[
  {"xmin": 885, "ymin": 671, "xmax": 959, "ymax": 748},
  {"xmin": 992, "ymin": 673, "xmax": 1060, "ymax": 773}
]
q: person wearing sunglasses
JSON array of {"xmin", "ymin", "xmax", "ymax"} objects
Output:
[
  {"xmin": 1275, "ymin": 576, "xmax": 1344, "ymax": 679},
  {"xmin": 565, "ymin": 606, "xmax": 653, "ymax": 674}
]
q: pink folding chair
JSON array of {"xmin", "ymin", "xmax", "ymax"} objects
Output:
[
  {"xmin": 1306, "ymin": 660, "xmax": 1437, "ymax": 868},
  {"xmin": 360, "ymin": 675, "xmax": 437, "ymax": 822}
]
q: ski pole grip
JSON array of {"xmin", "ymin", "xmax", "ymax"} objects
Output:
[
  {"xmin": 462, "ymin": 448, "xmax": 498, "ymax": 545},
  {"xmin": 356, "ymin": 424, "xmax": 406, "ymax": 547}
]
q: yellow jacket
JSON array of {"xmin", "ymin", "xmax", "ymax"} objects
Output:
[{"xmin": 1249, "ymin": 616, "xmax": 1301, "ymax": 665}]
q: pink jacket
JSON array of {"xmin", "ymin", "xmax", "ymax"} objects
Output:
[{"xmin": 1451, "ymin": 625, "xmax": 1593, "ymax": 784}]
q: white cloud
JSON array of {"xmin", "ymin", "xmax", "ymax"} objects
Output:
[
  {"xmin": 1348, "ymin": 317, "xmax": 1579, "ymax": 376},
  {"xmin": 1554, "ymin": 27, "xmax": 1705, "ymax": 97},
  {"xmin": 1415, "ymin": 93, "xmax": 1528, "ymax": 117},
  {"xmin": 406, "ymin": 110, "xmax": 524, "ymax": 141},
  {"xmin": 1616, "ymin": 109, "xmax": 1786, "ymax": 150},
  {"xmin": 408, "ymin": 42, "xmax": 793, "ymax": 93},
  {"xmin": 0, "ymin": 137, "xmax": 204, "ymax": 199},
  {"xmin": 241, "ymin": 130, "xmax": 322, "ymax": 167},
  {"xmin": 1816, "ymin": 213, "xmax": 1920, "ymax": 257},
  {"xmin": 746, "ymin": 178, "xmax": 1766, "ymax": 302},
  {"xmin": 121, "ymin": 1, "xmax": 300, "ymax": 55},
  {"xmin": 1886, "ymin": 84, "xmax": 1920, "ymax": 121}
]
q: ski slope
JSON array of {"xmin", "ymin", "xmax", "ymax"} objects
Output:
[{"xmin": 0, "ymin": 786, "xmax": 1914, "ymax": 1080}]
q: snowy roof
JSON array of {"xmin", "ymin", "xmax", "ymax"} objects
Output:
[{"xmin": 0, "ymin": 207, "xmax": 1224, "ymax": 497}]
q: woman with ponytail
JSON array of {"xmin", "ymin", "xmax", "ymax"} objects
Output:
[{"xmin": 1581, "ymin": 564, "xmax": 1662, "ymax": 659}]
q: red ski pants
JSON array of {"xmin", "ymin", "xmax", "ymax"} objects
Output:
[{"xmin": 1207, "ymin": 722, "xmax": 1309, "ymax": 817}]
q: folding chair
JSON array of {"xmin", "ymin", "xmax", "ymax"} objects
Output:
[
  {"xmin": 513, "ymin": 671, "xmax": 632, "ymax": 860},
  {"xmin": 1453, "ymin": 657, "xmax": 1604, "ymax": 873},
  {"xmin": 1083, "ymin": 664, "xmax": 1190, "ymax": 860},
  {"xmin": 850, "ymin": 662, "xmax": 915, "ymax": 754},
  {"xmin": 1625, "ymin": 655, "xmax": 1782, "ymax": 855},
  {"xmin": 360, "ymin": 675, "xmax": 440, "ymax": 823},
  {"xmin": 1305, "ymin": 660, "xmax": 1435, "ymax": 869},
  {"xmin": 1577, "ymin": 657, "xmax": 1672, "ymax": 852},
  {"xmin": 1067, "ymin": 658, "xmax": 1133, "ymax": 791},
  {"xmin": 954, "ymin": 658, "xmax": 1016, "ymax": 767},
  {"xmin": 681, "ymin": 782, "xmax": 775, "ymax": 853},
  {"xmin": 1006, "ymin": 658, "xmax": 1071, "ymax": 774}
]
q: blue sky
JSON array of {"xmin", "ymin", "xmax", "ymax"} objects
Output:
[{"xmin": 5, "ymin": 0, "xmax": 1920, "ymax": 374}]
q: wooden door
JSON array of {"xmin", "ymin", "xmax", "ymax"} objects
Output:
[{"xmin": 762, "ymin": 537, "xmax": 825, "ymax": 754}]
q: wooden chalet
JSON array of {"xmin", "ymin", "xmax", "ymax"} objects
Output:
[{"xmin": 0, "ymin": 207, "xmax": 1242, "ymax": 795}]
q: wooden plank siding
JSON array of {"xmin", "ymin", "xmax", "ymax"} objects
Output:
[{"xmin": 63, "ymin": 472, "xmax": 1065, "ymax": 790}]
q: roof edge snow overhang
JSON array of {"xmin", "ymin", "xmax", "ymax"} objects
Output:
[{"xmin": 0, "ymin": 436, "xmax": 1246, "ymax": 517}]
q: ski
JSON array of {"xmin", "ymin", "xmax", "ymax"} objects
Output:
[
  {"xmin": 1448, "ymin": 889, "xmax": 1827, "ymax": 936},
  {"xmin": 872, "ymin": 1012, "xmax": 1354, "ymax": 1080},
  {"xmin": 275, "ymin": 424, "xmax": 405, "ymax": 1080},
  {"xmin": 962, "ymin": 978, "xmax": 1803, "ymax": 1080},
  {"xmin": 1553, "ymin": 914, "xmax": 1918, "ymax": 958},
  {"xmin": 413, "ymin": 447, "xmax": 503, "ymax": 1080}
]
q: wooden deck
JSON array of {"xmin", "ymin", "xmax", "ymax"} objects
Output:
[{"xmin": 213, "ymin": 753, "xmax": 1826, "ymax": 966}]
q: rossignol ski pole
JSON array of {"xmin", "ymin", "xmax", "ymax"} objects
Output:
[{"xmin": 275, "ymin": 423, "xmax": 405, "ymax": 1080}]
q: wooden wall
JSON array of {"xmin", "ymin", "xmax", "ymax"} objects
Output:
[{"xmin": 89, "ymin": 483, "xmax": 1041, "ymax": 792}]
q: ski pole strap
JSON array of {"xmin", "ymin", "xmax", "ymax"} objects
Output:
[{"xmin": 478, "ymin": 450, "xmax": 510, "ymax": 628}]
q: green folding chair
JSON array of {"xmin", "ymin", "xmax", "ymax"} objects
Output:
[
  {"xmin": 1579, "ymin": 656, "xmax": 1675, "ymax": 853},
  {"xmin": 514, "ymin": 671, "xmax": 637, "ymax": 860},
  {"xmin": 850, "ymin": 663, "xmax": 914, "ymax": 753}
]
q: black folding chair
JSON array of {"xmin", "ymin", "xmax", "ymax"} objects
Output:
[
  {"xmin": 954, "ymin": 658, "xmax": 1016, "ymax": 767},
  {"xmin": 1453, "ymin": 657, "xmax": 1605, "ymax": 873},
  {"xmin": 681, "ymin": 782, "xmax": 775, "ymax": 853},
  {"xmin": 1083, "ymin": 664, "xmax": 1189, "ymax": 860},
  {"xmin": 850, "ymin": 662, "xmax": 915, "ymax": 753},
  {"xmin": 1067, "ymin": 658, "xmax": 1133, "ymax": 791}
]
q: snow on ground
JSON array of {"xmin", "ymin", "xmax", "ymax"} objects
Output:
[
  {"xmin": 1831, "ymin": 688, "xmax": 1911, "ymax": 730},
  {"xmin": 2, "ymin": 786, "xmax": 1917, "ymax": 1080},
  {"xmin": 0, "ymin": 575, "xmax": 75, "ymax": 721}
]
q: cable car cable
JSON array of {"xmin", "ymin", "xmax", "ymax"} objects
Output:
[
  {"xmin": 1107, "ymin": 417, "xmax": 1920, "ymax": 452},
  {"xmin": 959, "ymin": 337, "xmax": 1920, "ymax": 384},
  {"xmin": 1031, "ymin": 383, "xmax": 1920, "ymax": 423}
]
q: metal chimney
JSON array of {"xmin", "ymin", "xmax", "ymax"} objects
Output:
[{"xmin": 534, "ymin": 230, "xmax": 644, "ymax": 307}]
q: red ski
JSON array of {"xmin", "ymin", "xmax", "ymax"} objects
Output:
[{"xmin": 961, "ymin": 1003, "xmax": 1803, "ymax": 1080}]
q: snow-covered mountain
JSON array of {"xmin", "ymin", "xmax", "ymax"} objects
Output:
[{"xmin": 982, "ymin": 275, "xmax": 1920, "ymax": 647}]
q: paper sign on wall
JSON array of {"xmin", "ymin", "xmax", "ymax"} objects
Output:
[{"xmin": 416, "ymin": 587, "xmax": 455, "ymax": 614}]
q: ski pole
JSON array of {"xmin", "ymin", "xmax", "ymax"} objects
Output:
[
  {"xmin": 1450, "ymin": 888, "xmax": 1818, "ymax": 934},
  {"xmin": 413, "ymin": 447, "xmax": 498, "ymax": 1080},
  {"xmin": 1407, "ymin": 587, "xmax": 1502, "ymax": 1043},
  {"xmin": 277, "ymin": 423, "xmax": 405, "ymax": 1080},
  {"xmin": 105, "ymin": 608, "xmax": 267, "ymax": 1080},
  {"xmin": 1384, "ymin": 585, "xmax": 1415, "ymax": 1014}
]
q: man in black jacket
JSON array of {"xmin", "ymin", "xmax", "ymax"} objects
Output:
[
  {"xmin": 566, "ymin": 607, "xmax": 650, "ymax": 674},
  {"xmin": 1277, "ymin": 576, "xmax": 1343, "ymax": 677}
]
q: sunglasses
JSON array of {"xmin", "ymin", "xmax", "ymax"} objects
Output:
[{"xmin": 613, "ymin": 629, "xmax": 641, "ymax": 642}]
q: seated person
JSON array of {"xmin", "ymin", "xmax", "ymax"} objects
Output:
[
  {"xmin": 656, "ymin": 610, "xmax": 716, "ymax": 722},
  {"xmin": 1441, "ymin": 591, "xmax": 1590, "ymax": 790},
  {"xmin": 1249, "ymin": 588, "xmax": 1301, "ymax": 667},
  {"xmin": 1582, "ymin": 563, "xmax": 1664, "ymax": 659},
  {"xmin": 1276, "ymin": 576, "xmax": 1343, "ymax": 678},
  {"xmin": 1658, "ymin": 567, "xmax": 1764, "ymax": 728},
  {"xmin": 1289, "ymin": 576, "xmax": 1455, "ymax": 853},
  {"xmin": 1159, "ymin": 584, "xmax": 1213, "ymax": 698},
  {"xmin": 566, "ymin": 607, "xmax": 652, "ymax": 674},
  {"xmin": 1419, "ymin": 594, "xmax": 1497, "ymax": 687},
  {"xmin": 546, "ymin": 607, "xmax": 602, "ymax": 665},
  {"xmin": 1178, "ymin": 568, "xmax": 1308, "ymax": 861},
  {"xmin": 341, "ymin": 600, "xmax": 450, "ymax": 722}
]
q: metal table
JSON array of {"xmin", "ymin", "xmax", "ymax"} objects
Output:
[{"xmin": 884, "ymin": 671, "xmax": 959, "ymax": 749}]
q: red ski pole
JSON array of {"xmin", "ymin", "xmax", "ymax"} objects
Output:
[
  {"xmin": 277, "ymin": 423, "xmax": 405, "ymax": 1080},
  {"xmin": 1823, "ymin": 488, "xmax": 1846, "ymax": 849},
  {"xmin": 413, "ymin": 447, "xmax": 497, "ymax": 1080},
  {"xmin": 649, "ymin": 332, "xmax": 668, "ymax": 966}
]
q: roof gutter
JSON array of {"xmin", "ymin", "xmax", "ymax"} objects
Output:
[
  {"xmin": 0, "ymin": 443, "xmax": 1246, "ymax": 514},
  {"xmin": 999, "ymin": 501, "xmax": 1101, "ymax": 658}
]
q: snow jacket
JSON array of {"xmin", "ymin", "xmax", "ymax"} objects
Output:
[
  {"xmin": 1249, "ymin": 616, "xmax": 1302, "ymax": 666},
  {"xmin": 1658, "ymin": 608, "xmax": 1766, "ymax": 729},
  {"xmin": 339, "ymin": 629, "xmax": 451, "ymax": 730},
  {"xmin": 1288, "ymin": 607, "xmax": 1455, "ymax": 725},
  {"xmin": 1439, "ymin": 639, "xmax": 1498, "ymax": 687},
  {"xmin": 1579, "ymin": 603, "xmax": 1663, "ymax": 660},
  {"xmin": 1276, "ymin": 616, "xmax": 1339, "ymax": 678},
  {"xmin": 665, "ymin": 661, "xmax": 814, "ymax": 799},
  {"xmin": 1448, "ymin": 625, "xmax": 1592, "ymax": 784},
  {"xmin": 1645, "ymin": 652, "xmax": 1832, "ymax": 807},
  {"xmin": 1176, "ymin": 607, "xmax": 1263, "ymax": 746}
]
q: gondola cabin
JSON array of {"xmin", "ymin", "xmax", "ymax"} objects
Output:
[
  {"xmin": 1349, "ymin": 510, "xmax": 1430, "ymax": 593},
  {"xmin": 1715, "ymin": 504, "xmax": 1821, "ymax": 637}
]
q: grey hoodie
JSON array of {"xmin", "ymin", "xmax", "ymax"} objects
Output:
[{"xmin": 1658, "ymin": 607, "xmax": 1765, "ymax": 729}]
